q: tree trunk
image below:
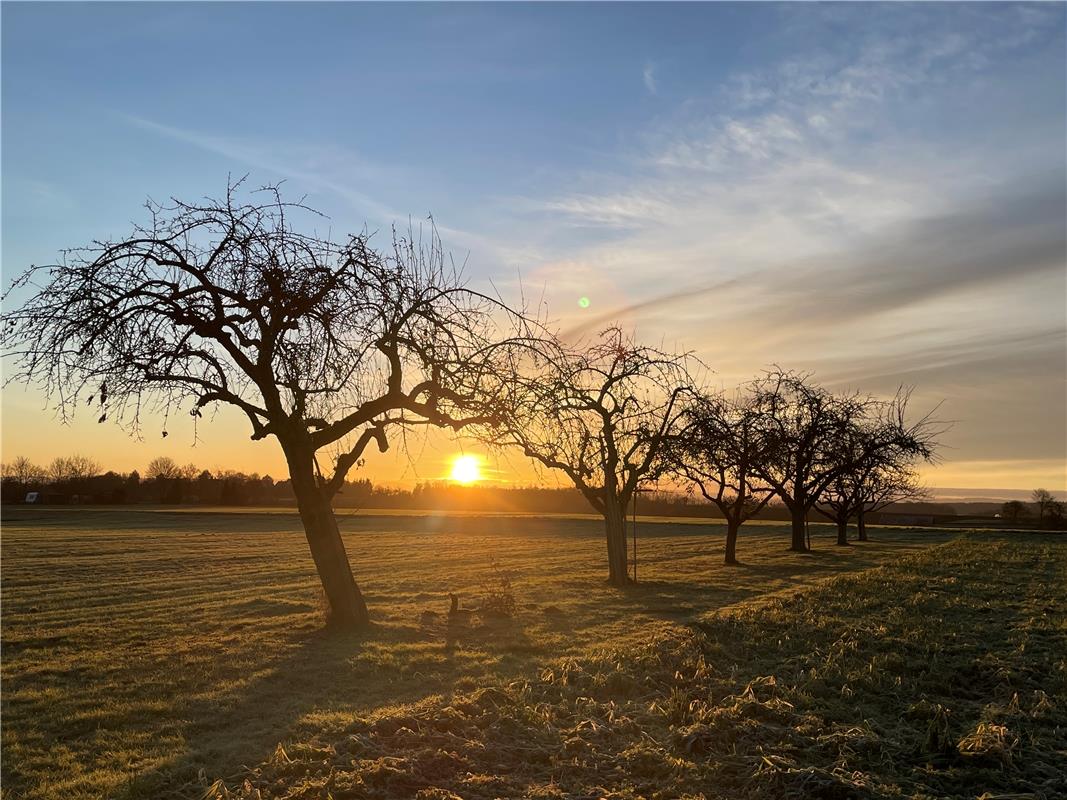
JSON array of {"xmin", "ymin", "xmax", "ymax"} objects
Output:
[
  {"xmin": 604, "ymin": 502, "xmax": 630, "ymax": 586},
  {"xmin": 789, "ymin": 507, "xmax": 809, "ymax": 552},
  {"xmin": 286, "ymin": 445, "xmax": 369, "ymax": 628},
  {"xmin": 836, "ymin": 517, "xmax": 849, "ymax": 546},
  {"xmin": 725, "ymin": 518, "xmax": 740, "ymax": 565},
  {"xmin": 857, "ymin": 510, "xmax": 868, "ymax": 542}
]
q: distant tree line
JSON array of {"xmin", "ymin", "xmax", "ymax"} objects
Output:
[
  {"xmin": 0, "ymin": 454, "xmax": 364, "ymax": 507},
  {"xmin": 1001, "ymin": 489, "xmax": 1066, "ymax": 529},
  {"xmin": 4, "ymin": 452, "xmax": 1057, "ymax": 532},
  {"xmin": 0, "ymin": 451, "xmax": 943, "ymax": 515}
]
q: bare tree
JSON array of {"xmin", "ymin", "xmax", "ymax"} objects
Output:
[
  {"xmin": 1000, "ymin": 500, "xmax": 1028, "ymax": 524},
  {"xmin": 2, "ymin": 180, "xmax": 529, "ymax": 627},
  {"xmin": 476, "ymin": 328, "xmax": 695, "ymax": 585},
  {"xmin": 746, "ymin": 370, "xmax": 863, "ymax": 552},
  {"xmin": 817, "ymin": 452, "xmax": 928, "ymax": 546},
  {"xmin": 1032, "ymin": 488, "xmax": 1058, "ymax": 524},
  {"xmin": 46, "ymin": 454, "xmax": 102, "ymax": 485},
  {"xmin": 749, "ymin": 370, "xmax": 940, "ymax": 552},
  {"xmin": 854, "ymin": 462, "xmax": 928, "ymax": 540},
  {"xmin": 814, "ymin": 472, "xmax": 865, "ymax": 547},
  {"xmin": 145, "ymin": 456, "xmax": 198, "ymax": 503},
  {"xmin": 145, "ymin": 456, "xmax": 183, "ymax": 481},
  {"xmin": 666, "ymin": 391, "xmax": 775, "ymax": 565},
  {"xmin": 815, "ymin": 413, "xmax": 926, "ymax": 546},
  {"xmin": 2, "ymin": 456, "xmax": 45, "ymax": 486}
]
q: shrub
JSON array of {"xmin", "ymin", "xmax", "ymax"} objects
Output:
[{"xmin": 479, "ymin": 557, "xmax": 518, "ymax": 617}]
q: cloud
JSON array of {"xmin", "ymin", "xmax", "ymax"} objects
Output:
[
  {"xmin": 123, "ymin": 114, "xmax": 401, "ymax": 223},
  {"xmin": 528, "ymin": 4, "xmax": 1065, "ymax": 338},
  {"xmin": 642, "ymin": 62, "xmax": 657, "ymax": 95},
  {"xmin": 542, "ymin": 190, "xmax": 674, "ymax": 229},
  {"xmin": 504, "ymin": 7, "xmax": 1065, "ymax": 482},
  {"xmin": 741, "ymin": 173, "xmax": 1066, "ymax": 333},
  {"xmin": 121, "ymin": 114, "xmax": 521, "ymax": 278}
]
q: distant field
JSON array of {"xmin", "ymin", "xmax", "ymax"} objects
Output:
[{"xmin": 0, "ymin": 509, "xmax": 1050, "ymax": 799}]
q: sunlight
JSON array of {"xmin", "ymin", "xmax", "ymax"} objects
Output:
[{"xmin": 449, "ymin": 454, "xmax": 482, "ymax": 485}]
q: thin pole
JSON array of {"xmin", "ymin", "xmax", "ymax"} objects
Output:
[{"xmin": 632, "ymin": 489, "xmax": 638, "ymax": 583}]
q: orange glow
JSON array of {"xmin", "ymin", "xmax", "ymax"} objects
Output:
[{"xmin": 449, "ymin": 454, "xmax": 481, "ymax": 485}]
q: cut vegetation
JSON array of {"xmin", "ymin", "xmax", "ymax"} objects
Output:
[
  {"xmin": 207, "ymin": 533, "xmax": 1067, "ymax": 800},
  {"xmin": 1, "ymin": 509, "xmax": 1063, "ymax": 799}
]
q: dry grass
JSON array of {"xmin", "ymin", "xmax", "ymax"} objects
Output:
[
  {"xmin": 204, "ymin": 533, "xmax": 1067, "ymax": 800},
  {"xmin": 1, "ymin": 507, "xmax": 1039, "ymax": 799}
]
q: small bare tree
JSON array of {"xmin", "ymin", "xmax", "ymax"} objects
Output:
[
  {"xmin": 854, "ymin": 462, "xmax": 928, "ymax": 540},
  {"xmin": 2, "ymin": 456, "xmax": 45, "ymax": 487},
  {"xmin": 2, "ymin": 180, "xmax": 529, "ymax": 627},
  {"xmin": 666, "ymin": 391, "xmax": 775, "ymax": 565},
  {"xmin": 476, "ymin": 328, "xmax": 695, "ymax": 585},
  {"xmin": 816, "ymin": 418, "xmax": 884, "ymax": 546},
  {"xmin": 1032, "ymin": 488, "xmax": 1058, "ymax": 524},
  {"xmin": 46, "ymin": 454, "xmax": 102, "ymax": 486},
  {"xmin": 1001, "ymin": 500, "xmax": 1028, "ymax": 525},
  {"xmin": 814, "ymin": 472, "xmax": 863, "ymax": 546}
]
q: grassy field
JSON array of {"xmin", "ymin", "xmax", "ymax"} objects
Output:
[{"xmin": 1, "ymin": 509, "xmax": 1061, "ymax": 799}]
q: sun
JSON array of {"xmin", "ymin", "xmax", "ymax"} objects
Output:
[{"xmin": 449, "ymin": 454, "xmax": 482, "ymax": 485}]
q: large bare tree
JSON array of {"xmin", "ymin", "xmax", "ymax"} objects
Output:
[
  {"xmin": 666, "ymin": 391, "xmax": 775, "ymax": 565},
  {"xmin": 477, "ymin": 328, "xmax": 695, "ymax": 585},
  {"xmin": 2, "ymin": 181, "xmax": 528, "ymax": 627}
]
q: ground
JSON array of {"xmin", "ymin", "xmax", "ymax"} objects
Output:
[{"xmin": 1, "ymin": 508, "xmax": 1063, "ymax": 799}]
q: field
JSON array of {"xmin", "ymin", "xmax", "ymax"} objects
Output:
[{"xmin": 1, "ymin": 509, "xmax": 1064, "ymax": 799}]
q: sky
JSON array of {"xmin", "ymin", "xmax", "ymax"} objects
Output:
[{"xmin": 2, "ymin": 2, "xmax": 1065, "ymax": 496}]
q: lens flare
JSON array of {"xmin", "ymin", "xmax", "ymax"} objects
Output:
[{"xmin": 578, "ymin": 296, "xmax": 591, "ymax": 309}]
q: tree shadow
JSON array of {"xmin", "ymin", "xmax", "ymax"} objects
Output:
[
  {"xmin": 613, "ymin": 533, "xmax": 954, "ymax": 625},
  {"xmin": 115, "ymin": 527, "xmax": 955, "ymax": 798},
  {"xmin": 119, "ymin": 609, "xmax": 541, "ymax": 798}
]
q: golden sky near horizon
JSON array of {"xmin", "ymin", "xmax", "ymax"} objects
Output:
[{"xmin": 2, "ymin": 385, "xmax": 1064, "ymax": 495}]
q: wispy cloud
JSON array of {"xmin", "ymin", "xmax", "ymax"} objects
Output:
[
  {"xmin": 642, "ymin": 62, "xmax": 658, "ymax": 95},
  {"xmin": 123, "ymin": 114, "xmax": 402, "ymax": 223},
  {"xmin": 121, "ymin": 114, "xmax": 524, "ymax": 281}
]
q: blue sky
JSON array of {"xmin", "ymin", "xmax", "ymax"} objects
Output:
[{"xmin": 3, "ymin": 2, "xmax": 1065, "ymax": 492}]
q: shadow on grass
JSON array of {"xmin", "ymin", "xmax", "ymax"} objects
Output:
[
  {"xmin": 118, "ymin": 529, "xmax": 956, "ymax": 799},
  {"xmin": 615, "ymin": 536, "xmax": 942, "ymax": 624},
  {"xmin": 119, "ymin": 611, "xmax": 545, "ymax": 799},
  {"xmin": 116, "ymin": 625, "xmax": 383, "ymax": 798}
]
